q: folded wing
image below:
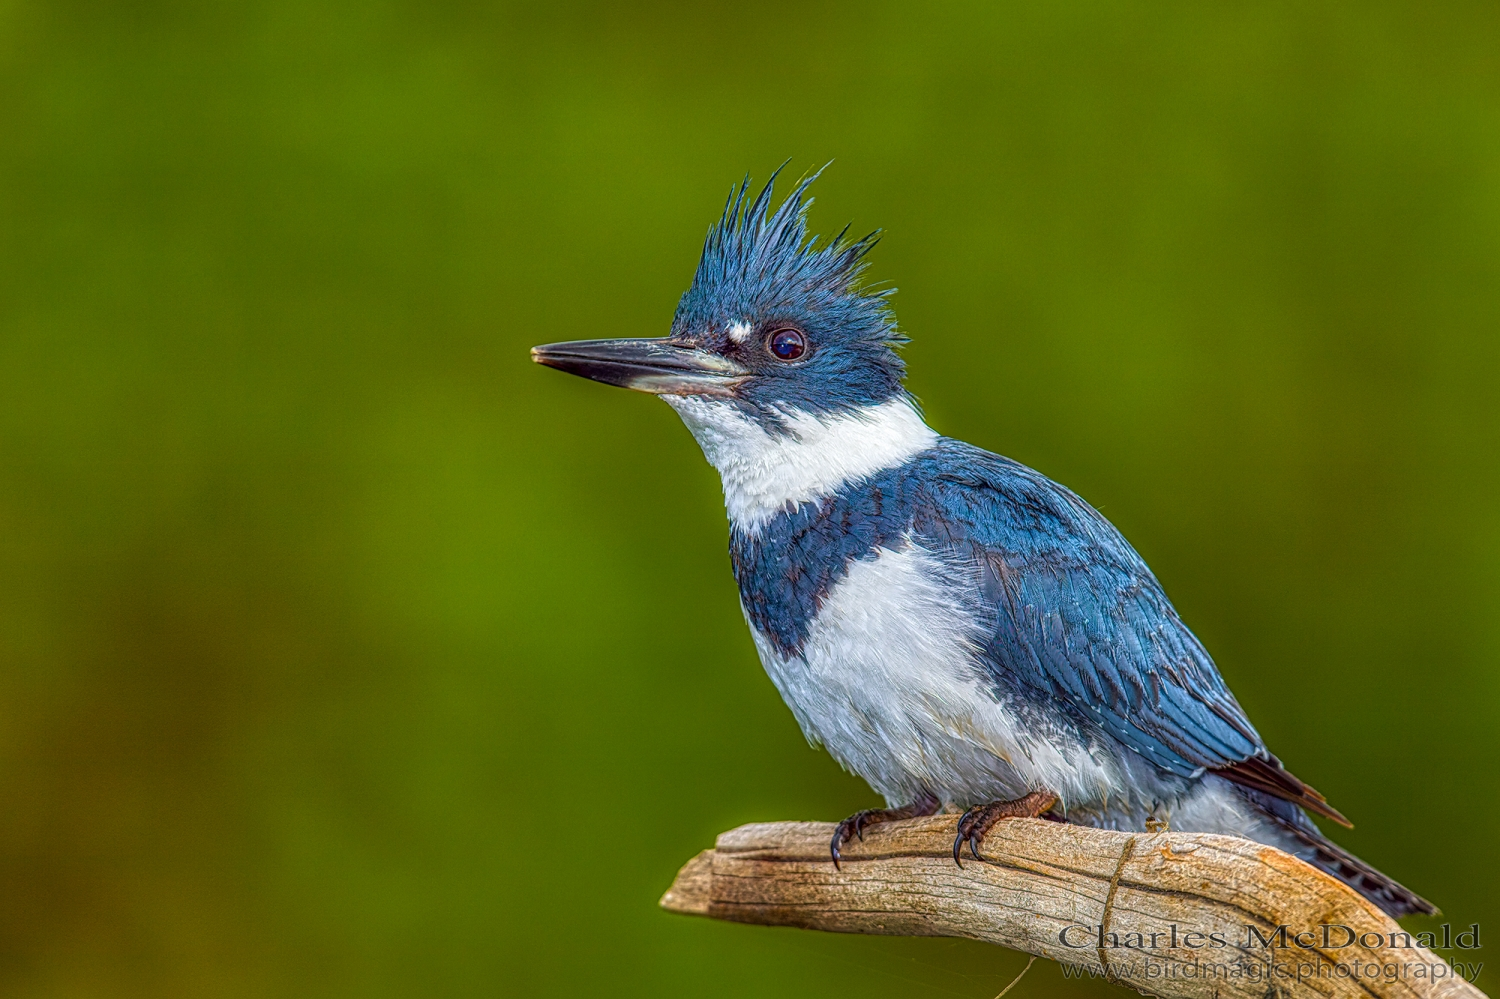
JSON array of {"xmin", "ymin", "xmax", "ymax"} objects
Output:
[{"xmin": 913, "ymin": 444, "xmax": 1349, "ymax": 826}]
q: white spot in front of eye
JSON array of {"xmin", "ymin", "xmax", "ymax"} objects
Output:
[{"xmin": 728, "ymin": 321, "xmax": 753, "ymax": 344}]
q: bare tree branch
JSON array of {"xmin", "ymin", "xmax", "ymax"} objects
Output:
[{"xmin": 661, "ymin": 815, "xmax": 1482, "ymax": 999}]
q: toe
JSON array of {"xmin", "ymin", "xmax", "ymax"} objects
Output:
[
  {"xmin": 830, "ymin": 823, "xmax": 853, "ymax": 868},
  {"xmin": 952, "ymin": 808, "xmax": 978, "ymax": 866}
]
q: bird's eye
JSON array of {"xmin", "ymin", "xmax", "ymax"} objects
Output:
[{"xmin": 768, "ymin": 328, "xmax": 806, "ymax": 361}]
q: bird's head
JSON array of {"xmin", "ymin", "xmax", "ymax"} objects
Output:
[
  {"xmin": 531, "ymin": 168, "xmax": 910, "ymax": 428},
  {"xmin": 533, "ymin": 168, "xmax": 936, "ymax": 528}
]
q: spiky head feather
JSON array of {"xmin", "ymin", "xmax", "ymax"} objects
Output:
[{"xmin": 670, "ymin": 167, "xmax": 909, "ymax": 415}]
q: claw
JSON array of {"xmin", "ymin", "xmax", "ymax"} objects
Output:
[
  {"xmin": 830, "ymin": 792, "xmax": 942, "ymax": 870},
  {"xmin": 831, "ymin": 810, "xmax": 876, "ymax": 867},
  {"xmin": 952, "ymin": 806, "xmax": 977, "ymax": 867},
  {"xmin": 950, "ymin": 791, "xmax": 1061, "ymax": 870},
  {"xmin": 830, "ymin": 818, "xmax": 855, "ymax": 869}
]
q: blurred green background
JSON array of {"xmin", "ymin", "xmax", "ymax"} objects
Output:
[{"xmin": 1, "ymin": 1, "xmax": 1497, "ymax": 996}]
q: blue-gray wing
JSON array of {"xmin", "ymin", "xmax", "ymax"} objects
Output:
[
  {"xmin": 909, "ymin": 443, "xmax": 1352, "ymax": 826},
  {"xmin": 911, "ymin": 443, "xmax": 1264, "ymax": 778}
]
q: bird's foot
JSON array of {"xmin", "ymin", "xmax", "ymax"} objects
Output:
[
  {"xmin": 830, "ymin": 789, "xmax": 941, "ymax": 869},
  {"xmin": 952, "ymin": 790, "xmax": 1061, "ymax": 866}
]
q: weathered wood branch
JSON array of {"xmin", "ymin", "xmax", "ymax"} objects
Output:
[{"xmin": 662, "ymin": 815, "xmax": 1482, "ymax": 999}]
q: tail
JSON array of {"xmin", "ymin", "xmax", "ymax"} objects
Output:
[{"xmin": 1250, "ymin": 790, "xmax": 1437, "ymax": 918}]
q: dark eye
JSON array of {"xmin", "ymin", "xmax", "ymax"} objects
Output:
[{"xmin": 768, "ymin": 328, "xmax": 806, "ymax": 361}]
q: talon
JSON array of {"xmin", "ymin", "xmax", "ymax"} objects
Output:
[
  {"xmin": 830, "ymin": 816, "xmax": 858, "ymax": 869},
  {"xmin": 952, "ymin": 808, "xmax": 977, "ymax": 867},
  {"xmin": 950, "ymin": 791, "xmax": 1061, "ymax": 869},
  {"xmin": 830, "ymin": 792, "xmax": 941, "ymax": 869}
]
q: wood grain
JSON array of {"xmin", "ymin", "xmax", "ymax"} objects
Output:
[{"xmin": 661, "ymin": 815, "xmax": 1482, "ymax": 999}]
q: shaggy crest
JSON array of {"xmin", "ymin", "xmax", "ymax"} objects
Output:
[{"xmin": 671, "ymin": 167, "xmax": 904, "ymax": 363}]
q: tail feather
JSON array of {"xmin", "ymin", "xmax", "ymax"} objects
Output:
[
  {"xmin": 1214, "ymin": 753, "xmax": 1352, "ymax": 827},
  {"xmin": 1252, "ymin": 791, "xmax": 1437, "ymax": 918}
]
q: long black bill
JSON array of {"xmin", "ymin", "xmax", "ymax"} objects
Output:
[{"xmin": 530, "ymin": 337, "xmax": 747, "ymax": 395}]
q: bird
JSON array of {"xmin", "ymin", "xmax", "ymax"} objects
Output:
[{"xmin": 531, "ymin": 168, "xmax": 1434, "ymax": 919}]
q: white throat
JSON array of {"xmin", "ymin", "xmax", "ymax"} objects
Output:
[{"xmin": 664, "ymin": 395, "xmax": 939, "ymax": 532}]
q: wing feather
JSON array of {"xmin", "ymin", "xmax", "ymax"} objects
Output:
[{"xmin": 913, "ymin": 443, "xmax": 1346, "ymax": 822}]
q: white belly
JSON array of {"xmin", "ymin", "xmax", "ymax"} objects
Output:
[{"xmin": 746, "ymin": 542, "xmax": 1126, "ymax": 811}]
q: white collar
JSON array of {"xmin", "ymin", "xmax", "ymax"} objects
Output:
[{"xmin": 664, "ymin": 395, "xmax": 938, "ymax": 532}]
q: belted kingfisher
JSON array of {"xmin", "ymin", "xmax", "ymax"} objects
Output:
[{"xmin": 532, "ymin": 169, "xmax": 1434, "ymax": 918}]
